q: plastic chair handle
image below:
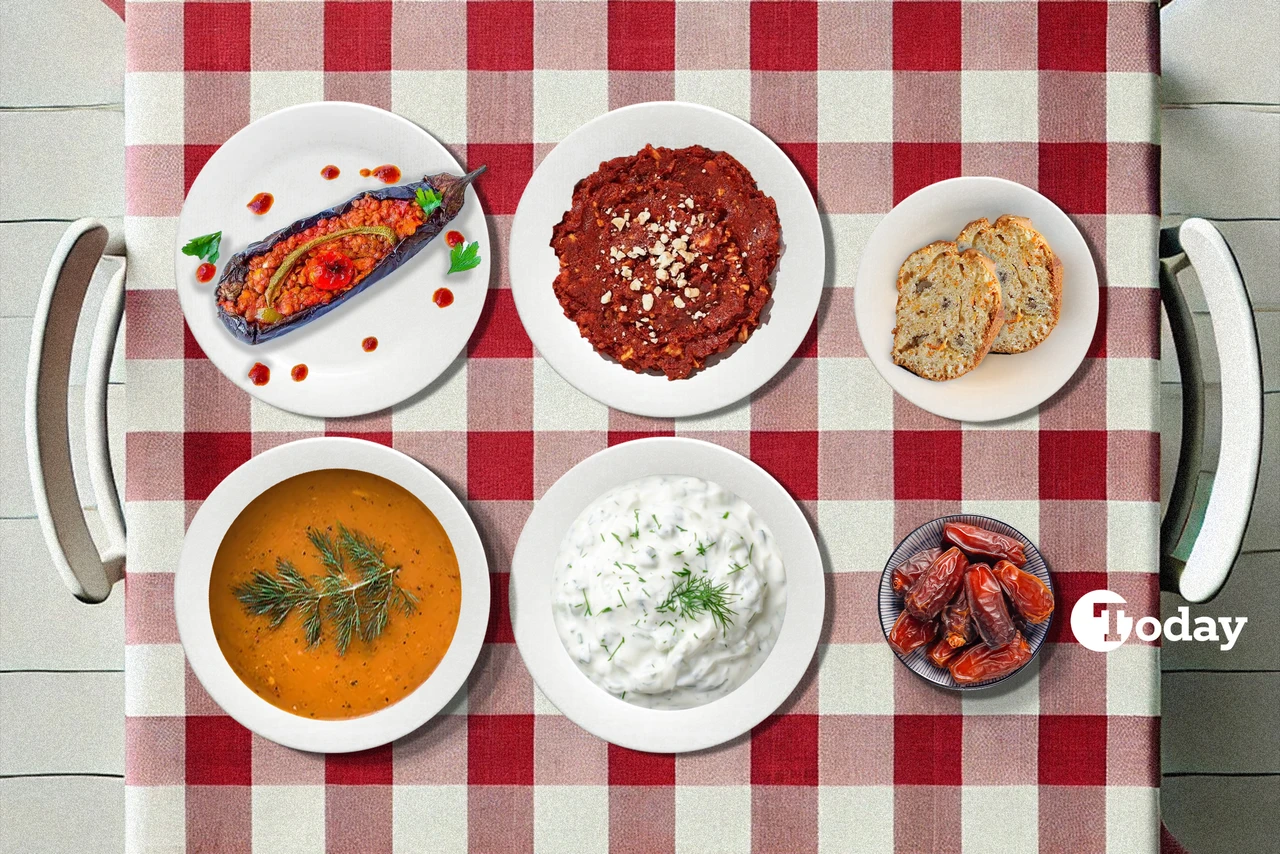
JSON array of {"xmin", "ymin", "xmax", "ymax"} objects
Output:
[
  {"xmin": 25, "ymin": 219, "xmax": 126, "ymax": 603},
  {"xmin": 1160, "ymin": 218, "xmax": 1263, "ymax": 603}
]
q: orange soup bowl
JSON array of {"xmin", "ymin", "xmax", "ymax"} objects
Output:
[{"xmin": 174, "ymin": 437, "xmax": 489, "ymax": 753}]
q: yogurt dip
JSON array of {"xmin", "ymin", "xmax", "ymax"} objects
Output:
[{"xmin": 550, "ymin": 475, "xmax": 787, "ymax": 709}]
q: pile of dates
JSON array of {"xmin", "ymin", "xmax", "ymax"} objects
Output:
[{"xmin": 888, "ymin": 522, "xmax": 1055, "ymax": 685}]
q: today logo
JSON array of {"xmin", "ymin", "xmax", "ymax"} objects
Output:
[{"xmin": 1070, "ymin": 589, "xmax": 1247, "ymax": 653}]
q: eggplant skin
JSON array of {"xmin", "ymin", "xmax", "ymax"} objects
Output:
[{"xmin": 215, "ymin": 166, "xmax": 485, "ymax": 345}]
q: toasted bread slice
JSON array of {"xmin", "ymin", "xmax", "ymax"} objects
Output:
[
  {"xmin": 955, "ymin": 215, "xmax": 1062, "ymax": 354},
  {"xmin": 892, "ymin": 243, "xmax": 1004, "ymax": 381}
]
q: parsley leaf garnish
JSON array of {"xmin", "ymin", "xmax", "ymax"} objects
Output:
[
  {"xmin": 448, "ymin": 240, "xmax": 482, "ymax": 274},
  {"xmin": 415, "ymin": 187, "xmax": 442, "ymax": 216},
  {"xmin": 181, "ymin": 231, "xmax": 222, "ymax": 264}
]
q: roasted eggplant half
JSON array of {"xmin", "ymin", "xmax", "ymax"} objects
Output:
[{"xmin": 215, "ymin": 167, "xmax": 484, "ymax": 344}]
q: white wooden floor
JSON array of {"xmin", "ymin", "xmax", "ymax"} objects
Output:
[
  {"xmin": 0, "ymin": 1, "xmax": 127, "ymax": 850},
  {"xmin": 0, "ymin": 0, "xmax": 1276, "ymax": 851},
  {"xmin": 1157, "ymin": 2, "xmax": 1280, "ymax": 851}
]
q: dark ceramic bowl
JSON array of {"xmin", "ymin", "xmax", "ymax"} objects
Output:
[{"xmin": 878, "ymin": 514, "xmax": 1054, "ymax": 690}]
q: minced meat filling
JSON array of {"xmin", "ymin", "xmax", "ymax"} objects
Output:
[
  {"xmin": 220, "ymin": 195, "xmax": 424, "ymax": 322},
  {"xmin": 550, "ymin": 144, "xmax": 781, "ymax": 380}
]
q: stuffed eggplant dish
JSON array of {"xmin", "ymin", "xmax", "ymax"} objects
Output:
[{"xmin": 215, "ymin": 167, "xmax": 484, "ymax": 344}]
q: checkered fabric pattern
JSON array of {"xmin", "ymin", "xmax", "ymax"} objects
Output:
[{"xmin": 122, "ymin": 1, "xmax": 1163, "ymax": 851}]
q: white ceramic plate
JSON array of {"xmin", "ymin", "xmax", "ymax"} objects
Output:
[
  {"xmin": 509, "ymin": 102, "xmax": 825, "ymax": 418},
  {"xmin": 854, "ymin": 177, "xmax": 1099, "ymax": 422},
  {"xmin": 175, "ymin": 102, "xmax": 489, "ymax": 418},
  {"xmin": 510, "ymin": 438, "xmax": 824, "ymax": 753},
  {"xmin": 174, "ymin": 437, "xmax": 490, "ymax": 753}
]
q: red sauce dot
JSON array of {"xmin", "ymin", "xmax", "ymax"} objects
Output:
[
  {"xmin": 433, "ymin": 287, "xmax": 454, "ymax": 308},
  {"xmin": 445, "ymin": 230, "xmax": 465, "ymax": 248},
  {"xmin": 362, "ymin": 336, "xmax": 378, "ymax": 352},
  {"xmin": 247, "ymin": 192, "xmax": 274, "ymax": 215},
  {"xmin": 248, "ymin": 362, "xmax": 270, "ymax": 386},
  {"xmin": 371, "ymin": 164, "xmax": 401, "ymax": 184},
  {"xmin": 359, "ymin": 168, "xmax": 372, "ymax": 177},
  {"xmin": 321, "ymin": 165, "xmax": 340, "ymax": 180},
  {"xmin": 291, "ymin": 364, "xmax": 308, "ymax": 382},
  {"xmin": 195, "ymin": 262, "xmax": 216, "ymax": 283}
]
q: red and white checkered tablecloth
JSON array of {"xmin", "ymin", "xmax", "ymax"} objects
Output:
[{"xmin": 121, "ymin": 1, "xmax": 1163, "ymax": 851}]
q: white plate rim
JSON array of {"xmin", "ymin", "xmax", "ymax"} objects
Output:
[
  {"xmin": 853, "ymin": 175, "xmax": 1100, "ymax": 422},
  {"xmin": 173, "ymin": 436, "xmax": 490, "ymax": 753},
  {"xmin": 174, "ymin": 101, "xmax": 489, "ymax": 419},
  {"xmin": 509, "ymin": 437, "xmax": 824, "ymax": 753},
  {"xmin": 509, "ymin": 101, "xmax": 825, "ymax": 419}
]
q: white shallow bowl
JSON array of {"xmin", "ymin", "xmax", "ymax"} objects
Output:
[
  {"xmin": 176, "ymin": 101, "xmax": 489, "ymax": 418},
  {"xmin": 510, "ymin": 438, "xmax": 824, "ymax": 753},
  {"xmin": 174, "ymin": 437, "xmax": 489, "ymax": 753},
  {"xmin": 509, "ymin": 101, "xmax": 825, "ymax": 418},
  {"xmin": 854, "ymin": 176, "xmax": 1099, "ymax": 422}
]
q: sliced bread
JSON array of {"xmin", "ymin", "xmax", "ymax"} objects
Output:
[
  {"xmin": 892, "ymin": 243, "xmax": 1004, "ymax": 381},
  {"xmin": 955, "ymin": 215, "xmax": 1062, "ymax": 354}
]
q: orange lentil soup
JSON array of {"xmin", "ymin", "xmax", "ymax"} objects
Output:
[{"xmin": 209, "ymin": 469, "xmax": 461, "ymax": 719}]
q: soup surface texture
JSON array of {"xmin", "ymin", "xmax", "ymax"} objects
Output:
[{"xmin": 209, "ymin": 469, "xmax": 461, "ymax": 719}]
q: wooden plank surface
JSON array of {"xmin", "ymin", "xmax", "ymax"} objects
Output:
[
  {"xmin": 1161, "ymin": 0, "xmax": 1280, "ymax": 105},
  {"xmin": 0, "ymin": 317, "xmax": 34, "ymax": 519},
  {"xmin": 1163, "ymin": 672, "xmax": 1280, "ymax": 774},
  {"xmin": 1, "ymin": 5, "xmax": 128, "ymax": 849},
  {"xmin": 0, "ymin": 776, "xmax": 123, "ymax": 854},
  {"xmin": 1162, "ymin": 775, "xmax": 1280, "ymax": 854},
  {"xmin": 0, "ymin": 519, "xmax": 124, "ymax": 671},
  {"xmin": 1211, "ymin": 220, "xmax": 1280, "ymax": 311},
  {"xmin": 1241, "ymin": 393, "xmax": 1280, "ymax": 554},
  {"xmin": 0, "ymin": 0, "xmax": 124, "ymax": 108},
  {"xmin": 1160, "ymin": 553, "xmax": 1280, "ymax": 672},
  {"xmin": 1161, "ymin": 106, "xmax": 1280, "ymax": 220},
  {"xmin": 0, "ymin": 672, "xmax": 124, "ymax": 776},
  {"xmin": 0, "ymin": 110, "xmax": 124, "ymax": 221},
  {"xmin": 1158, "ymin": 3, "xmax": 1280, "ymax": 849}
]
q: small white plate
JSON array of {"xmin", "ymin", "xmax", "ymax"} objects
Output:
[
  {"xmin": 510, "ymin": 438, "xmax": 824, "ymax": 753},
  {"xmin": 175, "ymin": 102, "xmax": 489, "ymax": 418},
  {"xmin": 509, "ymin": 102, "xmax": 825, "ymax": 418},
  {"xmin": 854, "ymin": 176, "xmax": 1099, "ymax": 422},
  {"xmin": 174, "ymin": 437, "xmax": 490, "ymax": 753}
]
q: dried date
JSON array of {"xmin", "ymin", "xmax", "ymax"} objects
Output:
[
  {"xmin": 888, "ymin": 610, "xmax": 938, "ymax": 656},
  {"xmin": 927, "ymin": 637, "xmax": 964, "ymax": 668},
  {"xmin": 992, "ymin": 559, "xmax": 1055, "ymax": 624},
  {"xmin": 904, "ymin": 547, "xmax": 968, "ymax": 621},
  {"xmin": 891, "ymin": 547, "xmax": 944, "ymax": 596},
  {"xmin": 941, "ymin": 587, "xmax": 974, "ymax": 648},
  {"xmin": 943, "ymin": 521, "xmax": 1027, "ymax": 567},
  {"xmin": 950, "ymin": 632, "xmax": 1032, "ymax": 684},
  {"xmin": 964, "ymin": 563, "xmax": 1017, "ymax": 648}
]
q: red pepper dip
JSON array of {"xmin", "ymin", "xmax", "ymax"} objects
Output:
[
  {"xmin": 247, "ymin": 193, "xmax": 274, "ymax": 215},
  {"xmin": 550, "ymin": 145, "xmax": 780, "ymax": 380},
  {"xmin": 361, "ymin": 165, "xmax": 401, "ymax": 184}
]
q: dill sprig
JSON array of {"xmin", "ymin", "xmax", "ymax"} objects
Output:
[
  {"xmin": 232, "ymin": 523, "xmax": 418, "ymax": 655},
  {"xmin": 655, "ymin": 575, "xmax": 738, "ymax": 633}
]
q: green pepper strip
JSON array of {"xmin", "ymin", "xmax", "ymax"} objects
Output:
[{"xmin": 263, "ymin": 225, "xmax": 397, "ymax": 308}]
